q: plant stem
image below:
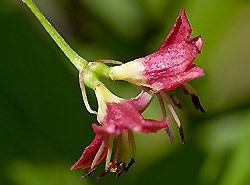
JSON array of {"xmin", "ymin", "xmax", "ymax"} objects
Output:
[{"xmin": 22, "ymin": 0, "xmax": 87, "ymax": 71}]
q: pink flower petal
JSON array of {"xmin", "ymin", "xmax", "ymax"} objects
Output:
[
  {"xmin": 160, "ymin": 9, "xmax": 191, "ymax": 48},
  {"xmin": 149, "ymin": 65, "xmax": 204, "ymax": 91},
  {"xmin": 126, "ymin": 91, "xmax": 152, "ymax": 113},
  {"xmin": 71, "ymin": 135, "xmax": 107, "ymax": 170},
  {"xmin": 137, "ymin": 118, "xmax": 169, "ymax": 133},
  {"xmin": 92, "ymin": 101, "xmax": 168, "ymax": 135},
  {"xmin": 142, "ymin": 9, "xmax": 204, "ymax": 91}
]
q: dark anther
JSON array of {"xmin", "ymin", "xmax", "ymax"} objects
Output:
[
  {"xmin": 116, "ymin": 163, "xmax": 126, "ymax": 178},
  {"xmin": 80, "ymin": 167, "xmax": 97, "ymax": 179},
  {"xmin": 125, "ymin": 158, "xmax": 135, "ymax": 172},
  {"xmin": 178, "ymin": 126, "xmax": 185, "ymax": 144},
  {"xmin": 96, "ymin": 169, "xmax": 110, "ymax": 181},
  {"xmin": 191, "ymin": 95, "xmax": 205, "ymax": 113},
  {"xmin": 182, "ymin": 86, "xmax": 190, "ymax": 95},
  {"xmin": 170, "ymin": 94, "xmax": 182, "ymax": 109},
  {"xmin": 165, "ymin": 126, "xmax": 174, "ymax": 142}
]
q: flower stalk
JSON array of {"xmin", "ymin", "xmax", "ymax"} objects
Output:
[{"xmin": 22, "ymin": 0, "xmax": 87, "ymax": 71}]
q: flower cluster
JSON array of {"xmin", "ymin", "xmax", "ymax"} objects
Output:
[
  {"xmin": 22, "ymin": 1, "xmax": 204, "ymax": 181},
  {"xmin": 70, "ymin": 9, "xmax": 205, "ymax": 180}
]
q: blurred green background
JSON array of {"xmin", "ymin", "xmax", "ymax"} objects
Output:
[{"xmin": 1, "ymin": 0, "xmax": 250, "ymax": 185}]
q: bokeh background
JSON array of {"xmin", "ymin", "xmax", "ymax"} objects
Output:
[{"xmin": 1, "ymin": 0, "xmax": 250, "ymax": 185}]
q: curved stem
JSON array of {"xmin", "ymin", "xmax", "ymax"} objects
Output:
[
  {"xmin": 79, "ymin": 71, "xmax": 98, "ymax": 114},
  {"xmin": 22, "ymin": 0, "xmax": 87, "ymax": 71}
]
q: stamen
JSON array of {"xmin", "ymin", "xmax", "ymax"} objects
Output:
[
  {"xmin": 79, "ymin": 71, "xmax": 98, "ymax": 115},
  {"xmin": 160, "ymin": 92, "xmax": 184, "ymax": 143},
  {"xmin": 160, "ymin": 92, "xmax": 181, "ymax": 127},
  {"xmin": 170, "ymin": 94, "xmax": 182, "ymax": 109},
  {"xmin": 116, "ymin": 163, "xmax": 126, "ymax": 178},
  {"xmin": 157, "ymin": 94, "xmax": 167, "ymax": 118},
  {"xmin": 178, "ymin": 126, "xmax": 185, "ymax": 144},
  {"xmin": 165, "ymin": 126, "xmax": 174, "ymax": 142},
  {"xmin": 182, "ymin": 83, "xmax": 197, "ymax": 95},
  {"xmin": 121, "ymin": 130, "xmax": 130, "ymax": 164},
  {"xmin": 91, "ymin": 141, "xmax": 106, "ymax": 169},
  {"xmin": 80, "ymin": 167, "xmax": 97, "ymax": 179},
  {"xmin": 113, "ymin": 135, "xmax": 122, "ymax": 162},
  {"xmin": 158, "ymin": 93, "xmax": 174, "ymax": 142},
  {"xmin": 105, "ymin": 136, "xmax": 114, "ymax": 170},
  {"xmin": 183, "ymin": 83, "xmax": 205, "ymax": 113},
  {"xmin": 110, "ymin": 161, "xmax": 118, "ymax": 173},
  {"xmin": 191, "ymin": 95, "xmax": 205, "ymax": 113},
  {"xmin": 108, "ymin": 135, "xmax": 122, "ymax": 173},
  {"xmin": 125, "ymin": 158, "xmax": 135, "ymax": 172},
  {"xmin": 128, "ymin": 131, "xmax": 136, "ymax": 158}
]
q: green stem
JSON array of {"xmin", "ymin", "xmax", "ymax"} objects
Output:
[{"xmin": 22, "ymin": 0, "xmax": 87, "ymax": 71}]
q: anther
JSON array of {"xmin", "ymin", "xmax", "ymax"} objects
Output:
[
  {"xmin": 165, "ymin": 126, "xmax": 174, "ymax": 142},
  {"xmin": 125, "ymin": 158, "xmax": 135, "ymax": 172},
  {"xmin": 178, "ymin": 126, "xmax": 185, "ymax": 144},
  {"xmin": 116, "ymin": 163, "xmax": 126, "ymax": 178},
  {"xmin": 170, "ymin": 94, "xmax": 182, "ymax": 109},
  {"xmin": 191, "ymin": 95, "xmax": 205, "ymax": 113}
]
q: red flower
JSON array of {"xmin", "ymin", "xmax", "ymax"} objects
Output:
[
  {"xmin": 109, "ymin": 9, "xmax": 205, "ymax": 144},
  {"xmin": 71, "ymin": 84, "xmax": 169, "ymax": 179},
  {"xmin": 109, "ymin": 9, "xmax": 204, "ymax": 92}
]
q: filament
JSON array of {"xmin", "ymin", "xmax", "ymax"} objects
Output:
[
  {"xmin": 160, "ymin": 92, "xmax": 181, "ymax": 128},
  {"xmin": 105, "ymin": 136, "xmax": 114, "ymax": 170},
  {"xmin": 91, "ymin": 141, "xmax": 106, "ymax": 169}
]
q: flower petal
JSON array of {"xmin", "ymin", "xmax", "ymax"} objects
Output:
[
  {"xmin": 108, "ymin": 9, "xmax": 204, "ymax": 92},
  {"xmin": 160, "ymin": 8, "xmax": 191, "ymax": 48},
  {"xmin": 93, "ymin": 101, "xmax": 168, "ymax": 135},
  {"xmin": 149, "ymin": 65, "xmax": 204, "ymax": 91},
  {"xmin": 71, "ymin": 135, "xmax": 107, "ymax": 170},
  {"xmin": 135, "ymin": 118, "xmax": 169, "ymax": 133},
  {"xmin": 126, "ymin": 91, "xmax": 152, "ymax": 113}
]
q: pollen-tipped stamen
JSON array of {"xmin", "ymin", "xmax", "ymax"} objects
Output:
[
  {"xmin": 182, "ymin": 83, "xmax": 205, "ymax": 113},
  {"xmin": 116, "ymin": 163, "xmax": 126, "ymax": 178},
  {"xmin": 79, "ymin": 71, "xmax": 98, "ymax": 115},
  {"xmin": 160, "ymin": 92, "xmax": 185, "ymax": 144},
  {"xmin": 125, "ymin": 158, "xmax": 135, "ymax": 172},
  {"xmin": 165, "ymin": 127, "xmax": 174, "ymax": 142},
  {"xmin": 157, "ymin": 94, "xmax": 173, "ymax": 142},
  {"xmin": 178, "ymin": 126, "xmax": 185, "ymax": 144},
  {"xmin": 191, "ymin": 95, "xmax": 205, "ymax": 113}
]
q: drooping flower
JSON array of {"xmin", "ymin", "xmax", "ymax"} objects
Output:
[
  {"xmin": 109, "ymin": 9, "xmax": 203, "ymax": 92},
  {"xmin": 109, "ymin": 9, "xmax": 205, "ymax": 143},
  {"xmin": 71, "ymin": 83, "xmax": 169, "ymax": 179}
]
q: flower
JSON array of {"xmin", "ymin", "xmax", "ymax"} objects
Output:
[
  {"xmin": 109, "ymin": 9, "xmax": 204, "ymax": 92},
  {"xmin": 109, "ymin": 9, "xmax": 205, "ymax": 143},
  {"xmin": 71, "ymin": 84, "xmax": 169, "ymax": 179}
]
